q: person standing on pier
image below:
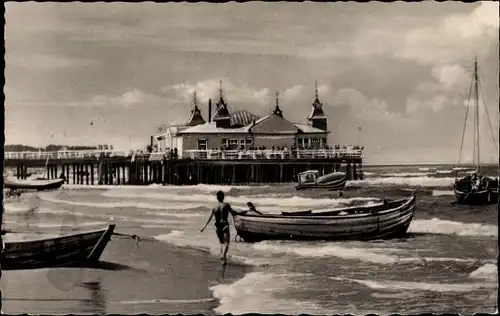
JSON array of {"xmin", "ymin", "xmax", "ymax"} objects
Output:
[{"xmin": 200, "ymin": 191, "xmax": 242, "ymax": 265}]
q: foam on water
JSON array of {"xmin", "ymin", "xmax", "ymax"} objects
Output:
[
  {"xmin": 432, "ymin": 190, "xmax": 455, "ymax": 196},
  {"xmin": 32, "ymin": 221, "xmax": 108, "ymax": 229},
  {"xmin": 63, "ymin": 183, "xmax": 269, "ymax": 193},
  {"xmin": 436, "ymin": 169, "xmax": 453, "ymax": 174},
  {"xmin": 418, "ymin": 167, "xmax": 435, "ymax": 172},
  {"xmin": 385, "ymin": 172, "xmax": 434, "ymax": 177},
  {"xmin": 3, "ymin": 219, "xmax": 108, "ymax": 228},
  {"xmin": 252, "ymin": 241, "xmax": 407, "ymax": 264},
  {"xmin": 39, "ymin": 194, "xmax": 204, "ymax": 211},
  {"xmin": 409, "ymin": 218, "xmax": 498, "ymax": 237},
  {"xmin": 102, "ymin": 189, "xmax": 378, "ymax": 210},
  {"xmin": 210, "ymin": 272, "xmax": 330, "ymax": 315},
  {"xmin": 469, "ymin": 263, "xmax": 498, "ymax": 281},
  {"xmin": 251, "ymin": 241, "xmax": 486, "ymax": 266},
  {"xmin": 347, "ymin": 176, "xmax": 455, "ymax": 187},
  {"xmin": 332, "ymin": 277, "xmax": 497, "ymax": 293}
]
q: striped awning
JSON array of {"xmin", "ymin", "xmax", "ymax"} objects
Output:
[{"xmin": 230, "ymin": 110, "xmax": 259, "ymax": 127}]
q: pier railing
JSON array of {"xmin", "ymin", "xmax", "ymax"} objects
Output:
[
  {"xmin": 4, "ymin": 150, "xmax": 130, "ymax": 160},
  {"xmin": 4, "ymin": 148, "xmax": 363, "ymax": 161},
  {"xmin": 183, "ymin": 149, "xmax": 363, "ymax": 160}
]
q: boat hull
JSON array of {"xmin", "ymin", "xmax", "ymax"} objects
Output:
[
  {"xmin": 1, "ymin": 224, "xmax": 115, "ymax": 270},
  {"xmin": 453, "ymin": 177, "xmax": 499, "ymax": 205},
  {"xmin": 4, "ymin": 178, "xmax": 65, "ymax": 191},
  {"xmin": 295, "ymin": 174, "xmax": 347, "ymax": 191},
  {"xmin": 454, "ymin": 187, "xmax": 499, "ymax": 205},
  {"xmin": 234, "ymin": 196, "xmax": 416, "ymax": 242}
]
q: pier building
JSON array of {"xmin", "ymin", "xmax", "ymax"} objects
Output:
[
  {"xmin": 152, "ymin": 81, "xmax": 330, "ymax": 158},
  {"xmin": 4, "ymin": 82, "xmax": 364, "ymax": 186}
]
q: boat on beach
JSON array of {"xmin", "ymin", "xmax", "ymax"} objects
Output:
[
  {"xmin": 1, "ymin": 224, "xmax": 116, "ymax": 270},
  {"xmin": 233, "ymin": 195, "xmax": 416, "ymax": 242},
  {"xmin": 295, "ymin": 170, "xmax": 347, "ymax": 191},
  {"xmin": 4, "ymin": 177, "xmax": 65, "ymax": 192},
  {"xmin": 453, "ymin": 58, "xmax": 499, "ymax": 205}
]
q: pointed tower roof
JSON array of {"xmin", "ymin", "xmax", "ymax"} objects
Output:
[
  {"xmin": 186, "ymin": 91, "xmax": 206, "ymax": 126},
  {"xmin": 307, "ymin": 81, "xmax": 327, "ymax": 120},
  {"xmin": 272, "ymin": 90, "xmax": 283, "ymax": 117},
  {"xmin": 212, "ymin": 80, "xmax": 231, "ymax": 121}
]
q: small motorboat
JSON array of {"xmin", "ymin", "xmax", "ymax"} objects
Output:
[
  {"xmin": 1, "ymin": 224, "xmax": 116, "ymax": 270},
  {"xmin": 453, "ymin": 174, "xmax": 499, "ymax": 205},
  {"xmin": 4, "ymin": 177, "xmax": 65, "ymax": 192},
  {"xmin": 295, "ymin": 170, "xmax": 347, "ymax": 191},
  {"xmin": 233, "ymin": 195, "xmax": 416, "ymax": 242}
]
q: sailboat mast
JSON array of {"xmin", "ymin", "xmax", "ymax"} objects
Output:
[{"xmin": 474, "ymin": 58, "xmax": 480, "ymax": 173}]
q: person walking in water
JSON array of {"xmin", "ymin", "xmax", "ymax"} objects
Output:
[{"xmin": 200, "ymin": 191, "xmax": 240, "ymax": 265}]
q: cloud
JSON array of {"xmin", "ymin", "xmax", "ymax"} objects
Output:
[
  {"xmin": 332, "ymin": 88, "xmax": 406, "ymax": 124},
  {"xmin": 398, "ymin": 2, "xmax": 498, "ymax": 64},
  {"xmin": 83, "ymin": 89, "xmax": 163, "ymax": 108},
  {"xmin": 6, "ymin": 53, "xmax": 97, "ymax": 70},
  {"xmin": 162, "ymin": 79, "xmax": 273, "ymax": 112}
]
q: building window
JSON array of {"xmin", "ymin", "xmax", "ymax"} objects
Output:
[
  {"xmin": 245, "ymin": 138, "xmax": 253, "ymax": 145},
  {"xmin": 311, "ymin": 138, "xmax": 320, "ymax": 144},
  {"xmin": 228, "ymin": 139, "xmax": 239, "ymax": 150},
  {"xmin": 221, "ymin": 138, "xmax": 227, "ymax": 147},
  {"xmin": 322, "ymin": 138, "xmax": 327, "ymax": 145},
  {"xmin": 197, "ymin": 138, "xmax": 207, "ymax": 150}
]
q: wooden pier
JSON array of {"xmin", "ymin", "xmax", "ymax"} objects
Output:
[{"xmin": 5, "ymin": 149, "xmax": 364, "ymax": 186}]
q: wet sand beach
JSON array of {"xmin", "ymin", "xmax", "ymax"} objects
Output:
[{"xmin": 1, "ymin": 237, "xmax": 251, "ymax": 315}]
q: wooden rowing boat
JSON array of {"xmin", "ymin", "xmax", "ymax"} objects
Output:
[
  {"xmin": 233, "ymin": 195, "xmax": 416, "ymax": 242},
  {"xmin": 4, "ymin": 177, "xmax": 65, "ymax": 191},
  {"xmin": 295, "ymin": 170, "xmax": 347, "ymax": 191},
  {"xmin": 1, "ymin": 224, "xmax": 115, "ymax": 270}
]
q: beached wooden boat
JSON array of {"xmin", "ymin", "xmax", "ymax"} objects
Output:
[
  {"xmin": 4, "ymin": 177, "xmax": 65, "ymax": 191},
  {"xmin": 1, "ymin": 224, "xmax": 115, "ymax": 270},
  {"xmin": 233, "ymin": 195, "xmax": 416, "ymax": 242},
  {"xmin": 295, "ymin": 170, "xmax": 347, "ymax": 191},
  {"xmin": 453, "ymin": 58, "xmax": 499, "ymax": 205}
]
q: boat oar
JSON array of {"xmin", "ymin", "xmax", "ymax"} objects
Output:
[
  {"xmin": 112, "ymin": 232, "xmax": 156, "ymax": 248},
  {"xmin": 246, "ymin": 202, "xmax": 263, "ymax": 215}
]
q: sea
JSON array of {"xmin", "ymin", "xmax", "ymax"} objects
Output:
[{"xmin": 2, "ymin": 164, "xmax": 498, "ymax": 315}]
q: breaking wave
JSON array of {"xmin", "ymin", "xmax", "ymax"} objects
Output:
[
  {"xmin": 409, "ymin": 218, "xmax": 498, "ymax": 237},
  {"xmin": 210, "ymin": 272, "xmax": 330, "ymax": 315},
  {"xmin": 332, "ymin": 277, "xmax": 496, "ymax": 293},
  {"xmin": 347, "ymin": 177, "xmax": 455, "ymax": 187}
]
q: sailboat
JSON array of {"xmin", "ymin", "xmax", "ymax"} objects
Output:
[{"xmin": 453, "ymin": 58, "xmax": 499, "ymax": 205}]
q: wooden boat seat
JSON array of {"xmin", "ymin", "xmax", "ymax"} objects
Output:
[{"xmin": 282, "ymin": 210, "xmax": 313, "ymax": 216}]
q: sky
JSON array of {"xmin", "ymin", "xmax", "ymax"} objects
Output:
[{"xmin": 4, "ymin": 2, "xmax": 499, "ymax": 164}]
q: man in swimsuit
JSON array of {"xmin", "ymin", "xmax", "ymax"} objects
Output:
[{"xmin": 200, "ymin": 191, "xmax": 242, "ymax": 265}]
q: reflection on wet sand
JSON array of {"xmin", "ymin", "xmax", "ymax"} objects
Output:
[{"xmin": 79, "ymin": 280, "xmax": 106, "ymax": 314}]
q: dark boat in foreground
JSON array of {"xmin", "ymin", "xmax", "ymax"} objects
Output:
[
  {"xmin": 453, "ymin": 58, "xmax": 499, "ymax": 205},
  {"xmin": 4, "ymin": 177, "xmax": 65, "ymax": 191},
  {"xmin": 295, "ymin": 170, "xmax": 347, "ymax": 191},
  {"xmin": 233, "ymin": 195, "xmax": 416, "ymax": 242},
  {"xmin": 1, "ymin": 224, "xmax": 116, "ymax": 270}
]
